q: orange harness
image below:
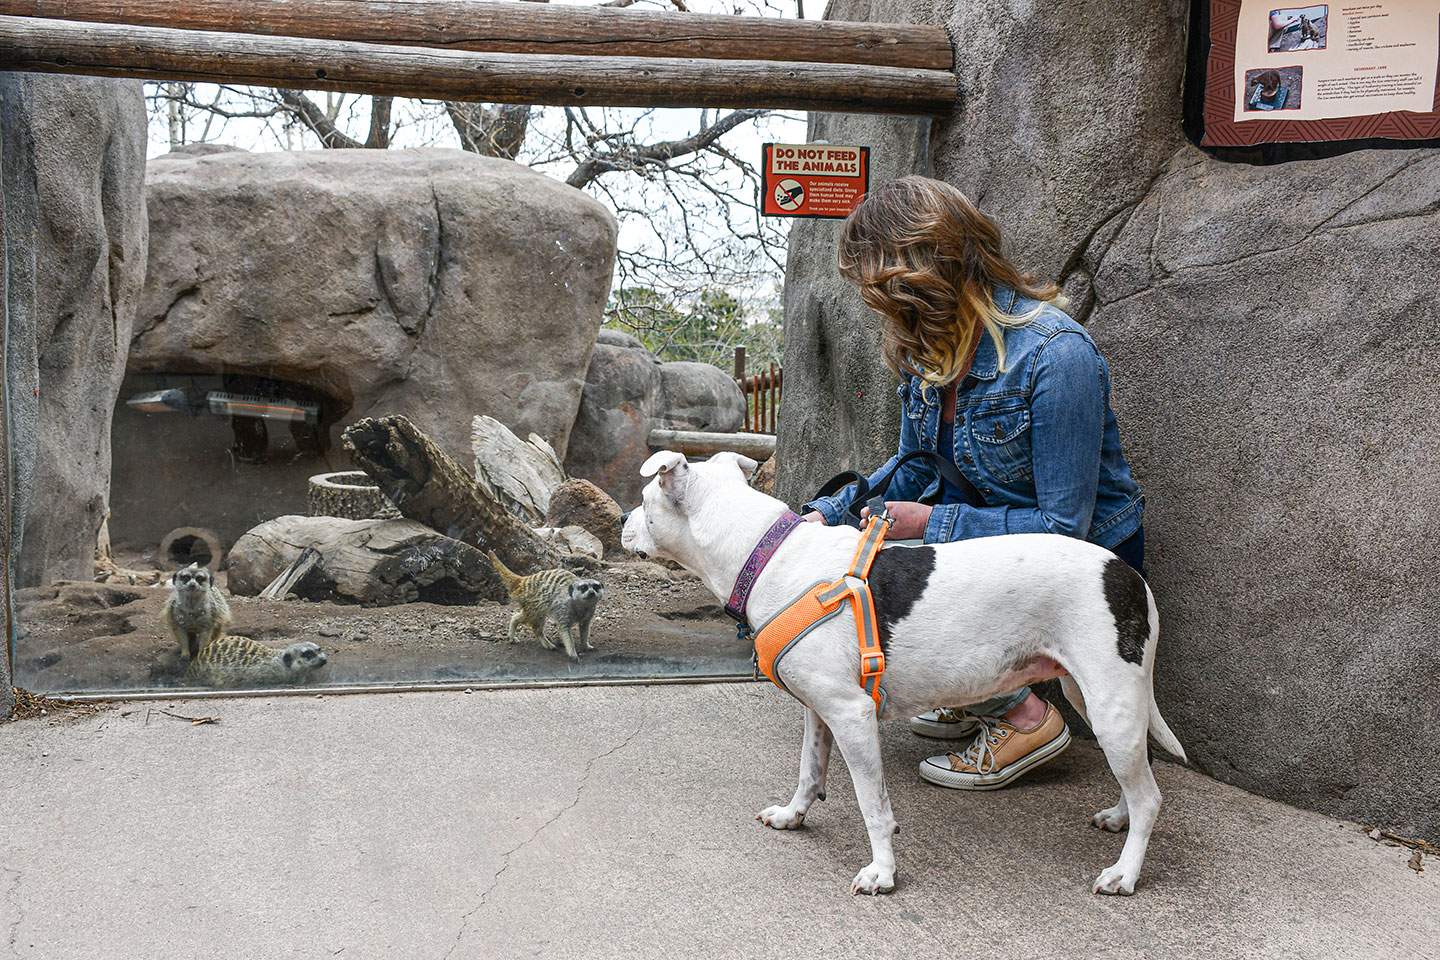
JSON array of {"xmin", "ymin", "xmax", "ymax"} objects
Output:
[{"xmin": 749, "ymin": 515, "xmax": 892, "ymax": 714}]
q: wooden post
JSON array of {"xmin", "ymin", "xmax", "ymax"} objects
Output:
[
  {"xmin": 756, "ymin": 373, "xmax": 767, "ymax": 436},
  {"xmin": 0, "ymin": 16, "xmax": 959, "ymax": 115},
  {"xmin": 0, "ymin": 0, "xmax": 954, "ymax": 69},
  {"xmin": 769, "ymin": 361, "xmax": 779, "ymax": 433}
]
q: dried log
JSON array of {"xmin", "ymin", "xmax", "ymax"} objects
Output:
[
  {"xmin": 258, "ymin": 545, "xmax": 321, "ymax": 600},
  {"xmin": 648, "ymin": 428, "xmax": 776, "ymax": 461},
  {"xmin": 470, "ymin": 416, "xmax": 565, "ymax": 527},
  {"xmin": 0, "ymin": 16, "xmax": 959, "ymax": 116},
  {"xmin": 342, "ymin": 415, "xmax": 558, "ymax": 574},
  {"xmin": 0, "ymin": 0, "xmax": 955, "ymax": 69},
  {"xmin": 228, "ymin": 515, "xmax": 503, "ymax": 605}
]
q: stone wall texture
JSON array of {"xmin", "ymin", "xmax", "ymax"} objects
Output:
[
  {"xmin": 778, "ymin": 0, "xmax": 1440, "ymax": 838},
  {"xmin": 1, "ymin": 75, "xmax": 149, "ymax": 591}
]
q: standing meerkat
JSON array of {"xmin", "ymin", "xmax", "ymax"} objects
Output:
[
  {"xmin": 185, "ymin": 638, "xmax": 328, "ymax": 687},
  {"xmin": 486, "ymin": 551, "xmax": 604, "ymax": 661},
  {"xmin": 162, "ymin": 563, "xmax": 231, "ymax": 660}
]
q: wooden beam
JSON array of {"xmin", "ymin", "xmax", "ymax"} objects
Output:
[
  {"xmin": 0, "ymin": 0, "xmax": 954, "ymax": 70},
  {"xmin": 0, "ymin": 16, "xmax": 957, "ymax": 115},
  {"xmin": 649, "ymin": 429, "xmax": 776, "ymax": 461}
]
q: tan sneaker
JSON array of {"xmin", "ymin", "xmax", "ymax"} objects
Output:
[
  {"xmin": 917, "ymin": 702, "xmax": 1071, "ymax": 790},
  {"xmin": 909, "ymin": 707, "xmax": 981, "ymax": 740}
]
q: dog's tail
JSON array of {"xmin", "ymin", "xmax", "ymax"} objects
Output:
[
  {"xmin": 1144, "ymin": 584, "xmax": 1188, "ymax": 764},
  {"xmin": 1148, "ymin": 700, "xmax": 1187, "ymax": 764},
  {"xmin": 486, "ymin": 550, "xmax": 523, "ymax": 597}
]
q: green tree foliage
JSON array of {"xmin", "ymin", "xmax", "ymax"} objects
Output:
[{"xmin": 606, "ymin": 286, "xmax": 782, "ymax": 373}]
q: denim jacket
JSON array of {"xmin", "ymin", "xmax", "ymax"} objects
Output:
[{"xmin": 806, "ymin": 286, "xmax": 1144, "ymax": 548}]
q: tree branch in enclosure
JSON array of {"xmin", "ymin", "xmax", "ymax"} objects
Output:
[
  {"xmin": 277, "ymin": 88, "xmax": 364, "ymax": 147},
  {"xmin": 564, "ymin": 106, "xmax": 769, "ymax": 189},
  {"xmin": 446, "ymin": 101, "xmax": 531, "ymax": 159},
  {"xmin": 341, "ymin": 415, "xmax": 559, "ymax": 575}
]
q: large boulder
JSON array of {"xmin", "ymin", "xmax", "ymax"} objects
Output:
[
  {"xmin": 1085, "ymin": 144, "xmax": 1440, "ymax": 839},
  {"xmin": 108, "ymin": 148, "xmax": 616, "ymax": 552},
  {"xmin": 132, "ymin": 148, "xmax": 617, "ymax": 464},
  {"xmin": 778, "ymin": 0, "xmax": 1440, "ymax": 839},
  {"xmin": 564, "ymin": 330, "xmax": 745, "ymax": 506},
  {"xmin": 0, "ymin": 75, "xmax": 149, "ymax": 591},
  {"xmin": 560, "ymin": 330, "xmax": 663, "ymax": 506},
  {"xmin": 657, "ymin": 361, "xmax": 746, "ymax": 431},
  {"xmin": 546, "ymin": 478, "xmax": 624, "ymax": 558}
]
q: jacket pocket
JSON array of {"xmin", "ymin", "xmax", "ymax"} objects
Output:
[{"xmin": 970, "ymin": 403, "xmax": 1033, "ymax": 482}]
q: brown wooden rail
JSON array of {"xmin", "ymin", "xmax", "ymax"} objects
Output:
[
  {"xmin": 734, "ymin": 347, "xmax": 782, "ymax": 435},
  {"xmin": 0, "ymin": 0, "xmax": 954, "ymax": 69},
  {"xmin": 0, "ymin": 16, "xmax": 958, "ymax": 115}
]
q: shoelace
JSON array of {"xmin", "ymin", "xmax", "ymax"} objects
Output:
[{"xmin": 950, "ymin": 716, "xmax": 1010, "ymax": 773}]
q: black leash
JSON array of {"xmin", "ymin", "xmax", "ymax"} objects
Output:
[{"xmin": 811, "ymin": 449, "xmax": 986, "ymax": 530}]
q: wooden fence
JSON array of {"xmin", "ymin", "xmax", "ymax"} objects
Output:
[{"xmin": 734, "ymin": 346, "xmax": 781, "ymax": 435}]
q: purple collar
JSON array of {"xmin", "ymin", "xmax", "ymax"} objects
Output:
[{"xmin": 725, "ymin": 510, "xmax": 804, "ymax": 622}]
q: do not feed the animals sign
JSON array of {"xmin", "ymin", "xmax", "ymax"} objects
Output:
[{"xmin": 762, "ymin": 143, "xmax": 870, "ymax": 219}]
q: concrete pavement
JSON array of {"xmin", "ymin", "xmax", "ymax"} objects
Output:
[{"xmin": 2, "ymin": 682, "xmax": 1436, "ymax": 959}]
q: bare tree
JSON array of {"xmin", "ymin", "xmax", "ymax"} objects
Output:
[{"xmin": 143, "ymin": 0, "xmax": 804, "ymax": 354}]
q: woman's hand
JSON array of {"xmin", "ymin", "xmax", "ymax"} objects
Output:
[
  {"xmin": 802, "ymin": 511, "xmax": 826, "ymax": 523},
  {"xmin": 860, "ymin": 501, "xmax": 932, "ymax": 540}
]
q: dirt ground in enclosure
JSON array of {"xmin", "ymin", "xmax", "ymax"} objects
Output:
[{"xmin": 13, "ymin": 558, "xmax": 753, "ymax": 694}]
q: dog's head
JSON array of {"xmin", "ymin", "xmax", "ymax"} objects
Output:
[{"xmin": 620, "ymin": 450, "xmax": 759, "ymax": 563}]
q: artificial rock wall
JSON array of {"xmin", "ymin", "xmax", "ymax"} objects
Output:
[
  {"xmin": 1, "ymin": 75, "xmax": 149, "ymax": 593},
  {"xmin": 778, "ymin": 0, "xmax": 1440, "ymax": 837}
]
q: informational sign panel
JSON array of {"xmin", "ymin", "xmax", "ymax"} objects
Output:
[
  {"xmin": 1203, "ymin": 0, "xmax": 1440, "ymax": 145},
  {"xmin": 761, "ymin": 143, "xmax": 870, "ymax": 219}
]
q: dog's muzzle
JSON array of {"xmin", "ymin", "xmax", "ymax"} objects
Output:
[{"xmin": 619, "ymin": 510, "xmax": 648, "ymax": 559}]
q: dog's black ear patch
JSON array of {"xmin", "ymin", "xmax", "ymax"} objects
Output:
[
  {"xmin": 1103, "ymin": 557, "xmax": 1149, "ymax": 666},
  {"xmin": 868, "ymin": 546, "xmax": 936, "ymax": 648}
]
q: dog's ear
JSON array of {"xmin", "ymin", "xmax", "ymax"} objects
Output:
[
  {"xmin": 711, "ymin": 451, "xmax": 759, "ymax": 481},
  {"xmin": 641, "ymin": 450, "xmax": 690, "ymax": 499}
]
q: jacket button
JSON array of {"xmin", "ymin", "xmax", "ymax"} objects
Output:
[{"xmin": 961, "ymin": 454, "xmax": 973, "ymax": 465}]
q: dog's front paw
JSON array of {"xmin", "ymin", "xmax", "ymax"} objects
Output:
[
  {"xmin": 1092, "ymin": 864, "xmax": 1137, "ymax": 896},
  {"xmin": 850, "ymin": 863, "xmax": 895, "ymax": 896},
  {"xmin": 756, "ymin": 804, "xmax": 805, "ymax": 830}
]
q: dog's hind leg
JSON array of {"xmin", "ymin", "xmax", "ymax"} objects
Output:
[
  {"xmin": 1058, "ymin": 675, "xmax": 1090, "ymax": 726},
  {"xmin": 757, "ymin": 707, "xmax": 833, "ymax": 830},
  {"xmin": 1079, "ymin": 675, "xmax": 1163, "ymax": 895}
]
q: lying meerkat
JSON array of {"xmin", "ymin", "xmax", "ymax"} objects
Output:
[
  {"xmin": 162, "ymin": 563, "xmax": 230, "ymax": 660},
  {"xmin": 486, "ymin": 551, "xmax": 604, "ymax": 661},
  {"xmin": 185, "ymin": 637, "xmax": 328, "ymax": 688}
]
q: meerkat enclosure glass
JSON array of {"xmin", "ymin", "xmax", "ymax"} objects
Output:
[
  {"xmin": 4, "ymin": 104, "xmax": 784, "ymax": 696},
  {"xmin": 10, "ymin": 368, "xmax": 756, "ymax": 695}
]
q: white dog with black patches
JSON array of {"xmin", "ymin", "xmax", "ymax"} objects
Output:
[{"xmin": 622, "ymin": 449, "xmax": 1187, "ymax": 897}]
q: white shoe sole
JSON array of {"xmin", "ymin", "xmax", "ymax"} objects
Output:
[
  {"xmin": 908, "ymin": 715, "xmax": 981, "ymax": 740},
  {"xmin": 917, "ymin": 726, "xmax": 1073, "ymax": 791}
]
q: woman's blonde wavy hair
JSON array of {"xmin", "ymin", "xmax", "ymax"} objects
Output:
[{"xmin": 836, "ymin": 175, "xmax": 1060, "ymax": 385}]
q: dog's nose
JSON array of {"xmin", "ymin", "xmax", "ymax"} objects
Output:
[{"xmin": 620, "ymin": 511, "xmax": 631, "ymax": 524}]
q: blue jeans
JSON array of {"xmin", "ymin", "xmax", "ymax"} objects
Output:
[{"xmin": 961, "ymin": 528, "xmax": 1147, "ymax": 717}]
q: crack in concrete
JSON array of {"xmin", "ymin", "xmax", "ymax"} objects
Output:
[
  {"xmin": 5, "ymin": 866, "xmax": 23, "ymax": 958},
  {"xmin": 443, "ymin": 718, "xmax": 645, "ymax": 959}
]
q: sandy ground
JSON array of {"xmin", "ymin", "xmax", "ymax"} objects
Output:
[{"xmin": 12, "ymin": 558, "xmax": 752, "ymax": 694}]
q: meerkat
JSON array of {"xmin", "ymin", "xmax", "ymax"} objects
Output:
[
  {"xmin": 1299, "ymin": 13, "xmax": 1321, "ymax": 44},
  {"xmin": 162, "ymin": 563, "xmax": 231, "ymax": 660},
  {"xmin": 185, "ymin": 637, "xmax": 328, "ymax": 687},
  {"xmin": 486, "ymin": 551, "xmax": 604, "ymax": 661}
]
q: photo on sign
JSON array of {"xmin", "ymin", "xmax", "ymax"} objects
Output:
[
  {"xmin": 1244, "ymin": 66, "xmax": 1303, "ymax": 111},
  {"xmin": 1268, "ymin": 5, "xmax": 1327, "ymax": 52}
]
